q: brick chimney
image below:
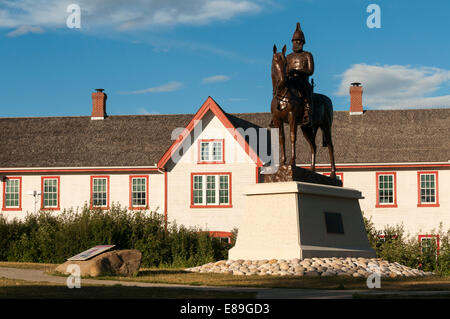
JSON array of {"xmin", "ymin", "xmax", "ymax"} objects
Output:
[
  {"xmin": 91, "ymin": 89, "xmax": 107, "ymax": 120},
  {"xmin": 349, "ymin": 82, "xmax": 363, "ymax": 115}
]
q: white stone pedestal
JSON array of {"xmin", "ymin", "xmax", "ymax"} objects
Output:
[{"xmin": 228, "ymin": 182, "xmax": 376, "ymax": 260}]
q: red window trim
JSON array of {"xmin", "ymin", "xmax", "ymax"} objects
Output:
[
  {"xmin": 417, "ymin": 171, "xmax": 439, "ymax": 207},
  {"xmin": 206, "ymin": 231, "xmax": 232, "ymax": 243},
  {"xmin": 197, "ymin": 139, "xmax": 225, "ymax": 164},
  {"xmin": 2, "ymin": 177, "xmax": 22, "ymax": 211},
  {"xmin": 41, "ymin": 176, "xmax": 60, "ymax": 211},
  {"xmin": 418, "ymin": 234, "xmax": 440, "ymax": 255},
  {"xmin": 375, "ymin": 172, "xmax": 398, "ymax": 208},
  {"xmin": 323, "ymin": 172, "xmax": 344, "ymax": 185},
  {"xmin": 129, "ymin": 175, "xmax": 149, "ymax": 210},
  {"xmin": 90, "ymin": 176, "xmax": 110, "ymax": 210},
  {"xmin": 190, "ymin": 172, "xmax": 232, "ymax": 208}
]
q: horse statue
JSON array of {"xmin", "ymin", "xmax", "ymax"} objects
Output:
[{"xmin": 270, "ymin": 44, "xmax": 337, "ymax": 178}]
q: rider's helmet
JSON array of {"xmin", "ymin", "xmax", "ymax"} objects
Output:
[{"xmin": 292, "ymin": 22, "xmax": 305, "ymax": 44}]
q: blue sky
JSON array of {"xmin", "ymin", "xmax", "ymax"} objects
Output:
[{"xmin": 0, "ymin": 0, "xmax": 449, "ymax": 117}]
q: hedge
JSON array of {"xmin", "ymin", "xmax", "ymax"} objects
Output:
[
  {"xmin": 364, "ymin": 215, "xmax": 450, "ymax": 276},
  {"xmin": 0, "ymin": 204, "xmax": 232, "ymax": 268}
]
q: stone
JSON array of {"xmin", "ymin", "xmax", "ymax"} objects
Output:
[
  {"xmin": 56, "ymin": 249, "xmax": 142, "ymax": 277},
  {"xmin": 280, "ymin": 262, "xmax": 290, "ymax": 270}
]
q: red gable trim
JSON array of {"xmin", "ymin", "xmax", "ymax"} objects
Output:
[{"xmin": 157, "ymin": 97, "xmax": 263, "ymax": 168}]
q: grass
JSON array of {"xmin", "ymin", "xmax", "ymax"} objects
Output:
[
  {"xmin": 0, "ymin": 277, "xmax": 256, "ymax": 299},
  {"xmin": 94, "ymin": 268, "xmax": 450, "ymax": 291},
  {"xmin": 1, "ymin": 262, "xmax": 450, "ymax": 293}
]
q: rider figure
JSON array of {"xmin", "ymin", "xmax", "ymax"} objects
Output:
[{"xmin": 286, "ymin": 22, "xmax": 314, "ymax": 126}]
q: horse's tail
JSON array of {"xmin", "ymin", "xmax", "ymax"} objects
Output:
[{"xmin": 317, "ymin": 94, "xmax": 333, "ymax": 147}]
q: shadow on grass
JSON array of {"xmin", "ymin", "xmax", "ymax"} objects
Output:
[
  {"xmin": 0, "ymin": 284, "xmax": 256, "ymax": 299},
  {"xmin": 137, "ymin": 269, "xmax": 189, "ymax": 276}
]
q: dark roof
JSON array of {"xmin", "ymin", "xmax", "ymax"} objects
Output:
[
  {"xmin": 1, "ymin": 108, "xmax": 449, "ymax": 168},
  {"xmin": 0, "ymin": 115, "xmax": 193, "ymax": 168},
  {"xmin": 233, "ymin": 109, "xmax": 450, "ymax": 165}
]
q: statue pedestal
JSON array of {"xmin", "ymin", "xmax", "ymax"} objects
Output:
[{"xmin": 228, "ymin": 182, "xmax": 375, "ymax": 260}]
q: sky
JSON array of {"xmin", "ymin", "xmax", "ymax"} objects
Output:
[{"xmin": 0, "ymin": 0, "xmax": 449, "ymax": 117}]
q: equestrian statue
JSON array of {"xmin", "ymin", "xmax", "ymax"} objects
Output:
[{"xmin": 269, "ymin": 22, "xmax": 338, "ymax": 179}]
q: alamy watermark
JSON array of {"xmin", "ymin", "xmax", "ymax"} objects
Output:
[
  {"xmin": 66, "ymin": 4, "xmax": 81, "ymax": 29},
  {"xmin": 366, "ymin": 264, "xmax": 381, "ymax": 289},
  {"xmin": 168, "ymin": 120, "xmax": 279, "ymax": 173},
  {"xmin": 366, "ymin": 4, "xmax": 381, "ymax": 29},
  {"xmin": 66, "ymin": 264, "xmax": 81, "ymax": 288}
]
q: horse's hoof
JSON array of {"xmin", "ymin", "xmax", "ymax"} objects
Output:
[{"xmin": 330, "ymin": 172, "xmax": 336, "ymax": 179}]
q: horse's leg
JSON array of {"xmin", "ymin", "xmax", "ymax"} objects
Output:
[
  {"xmin": 274, "ymin": 118, "xmax": 286, "ymax": 165},
  {"xmin": 288, "ymin": 111, "xmax": 297, "ymax": 166},
  {"xmin": 301, "ymin": 125, "xmax": 317, "ymax": 171},
  {"xmin": 322, "ymin": 125, "xmax": 337, "ymax": 178}
]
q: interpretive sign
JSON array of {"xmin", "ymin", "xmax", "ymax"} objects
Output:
[{"xmin": 67, "ymin": 245, "xmax": 115, "ymax": 261}]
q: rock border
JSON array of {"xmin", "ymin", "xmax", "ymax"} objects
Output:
[{"xmin": 185, "ymin": 257, "xmax": 434, "ymax": 278}]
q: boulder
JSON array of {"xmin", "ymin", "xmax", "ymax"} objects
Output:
[{"xmin": 56, "ymin": 249, "xmax": 142, "ymax": 277}]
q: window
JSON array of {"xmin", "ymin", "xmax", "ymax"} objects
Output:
[
  {"xmin": 418, "ymin": 172, "xmax": 439, "ymax": 207},
  {"xmin": 207, "ymin": 231, "xmax": 232, "ymax": 244},
  {"xmin": 2, "ymin": 177, "xmax": 22, "ymax": 210},
  {"xmin": 419, "ymin": 235, "xmax": 440, "ymax": 255},
  {"xmin": 198, "ymin": 139, "xmax": 225, "ymax": 164},
  {"xmin": 90, "ymin": 176, "xmax": 109, "ymax": 209},
  {"xmin": 376, "ymin": 172, "xmax": 397, "ymax": 208},
  {"xmin": 130, "ymin": 176, "xmax": 148, "ymax": 209},
  {"xmin": 191, "ymin": 173, "xmax": 232, "ymax": 208},
  {"xmin": 41, "ymin": 177, "xmax": 60, "ymax": 210}
]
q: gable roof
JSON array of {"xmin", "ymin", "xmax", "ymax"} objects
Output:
[
  {"xmin": 0, "ymin": 101, "xmax": 449, "ymax": 169},
  {"xmin": 157, "ymin": 96, "xmax": 262, "ymax": 168}
]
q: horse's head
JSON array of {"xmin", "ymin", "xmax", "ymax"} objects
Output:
[{"xmin": 272, "ymin": 44, "xmax": 287, "ymax": 93}]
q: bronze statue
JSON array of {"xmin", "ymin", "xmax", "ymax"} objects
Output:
[
  {"xmin": 286, "ymin": 22, "xmax": 314, "ymax": 126},
  {"xmin": 269, "ymin": 22, "xmax": 337, "ymax": 179}
]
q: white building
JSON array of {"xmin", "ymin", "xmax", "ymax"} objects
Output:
[{"xmin": 1, "ymin": 86, "xmax": 449, "ymax": 248}]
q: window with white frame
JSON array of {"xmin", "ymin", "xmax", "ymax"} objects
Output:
[
  {"xmin": 199, "ymin": 140, "xmax": 224, "ymax": 163},
  {"xmin": 131, "ymin": 177, "xmax": 147, "ymax": 207},
  {"xmin": 43, "ymin": 178, "xmax": 58, "ymax": 208},
  {"xmin": 192, "ymin": 173, "xmax": 230, "ymax": 207},
  {"xmin": 4, "ymin": 178, "xmax": 20, "ymax": 208},
  {"xmin": 92, "ymin": 177, "xmax": 108, "ymax": 207},
  {"xmin": 419, "ymin": 173, "xmax": 437, "ymax": 204},
  {"xmin": 377, "ymin": 174, "xmax": 395, "ymax": 205}
]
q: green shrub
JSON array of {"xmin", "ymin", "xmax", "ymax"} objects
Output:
[
  {"xmin": 363, "ymin": 215, "xmax": 449, "ymax": 276},
  {"xmin": 0, "ymin": 204, "xmax": 230, "ymax": 268}
]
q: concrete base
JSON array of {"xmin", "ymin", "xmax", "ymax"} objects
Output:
[{"xmin": 228, "ymin": 182, "xmax": 376, "ymax": 260}]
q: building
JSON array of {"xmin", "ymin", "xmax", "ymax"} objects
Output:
[{"xmin": 1, "ymin": 85, "xmax": 449, "ymax": 247}]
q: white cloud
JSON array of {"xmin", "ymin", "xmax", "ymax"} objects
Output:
[
  {"xmin": 202, "ymin": 75, "xmax": 231, "ymax": 84},
  {"xmin": 6, "ymin": 25, "xmax": 44, "ymax": 37},
  {"xmin": 0, "ymin": 0, "xmax": 262, "ymax": 34},
  {"xmin": 337, "ymin": 64, "xmax": 450, "ymax": 109},
  {"xmin": 137, "ymin": 108, "xmax": 160, "ymax": 115},
  {"xmin": 119, "ymin": 81, "xmax": 183, "ymax": 95}
]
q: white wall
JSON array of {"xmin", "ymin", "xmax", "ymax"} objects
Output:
[
  {"xmin": 0, "ymin": 173, "xmax": 165, "ymax": 220},
  {"xmin": 342, "ymin": 168, "xmax": 450, "ymax": 237},
  {"xmin": 166, "ymin": 110, "xmax": 258, "ymax": 233}
]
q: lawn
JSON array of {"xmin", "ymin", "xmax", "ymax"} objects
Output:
[
  {"xmin": 1, "ymin": 262, "xmax": 449, "ymax": 292},
  {"xmin": 0, "ymin": 277, "xmax": 256, "ymax": 299}
]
